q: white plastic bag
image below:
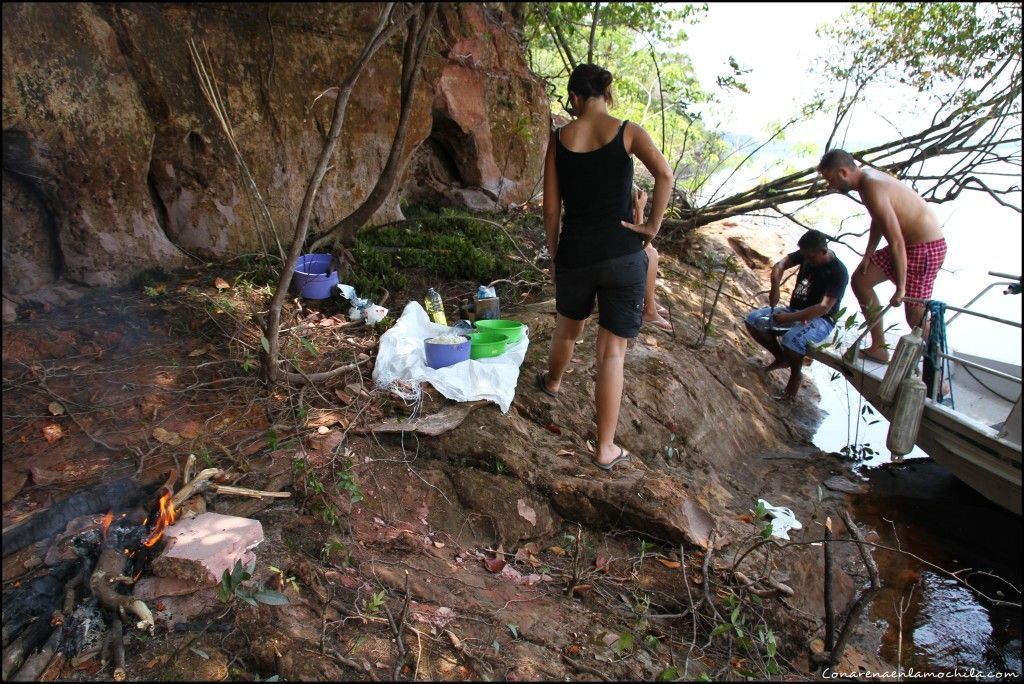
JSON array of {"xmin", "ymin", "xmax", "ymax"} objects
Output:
[
  {"xmin": 756, "ymin": 499, "xmax": 802, "ymax": 540},
  {"xmin": 373, "ymin": 301, "xmax": 529, "ymax": 413}
]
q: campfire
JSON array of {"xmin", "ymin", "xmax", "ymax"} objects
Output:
[{"xmin": 2, "ymin": 455, "xmax": 288, "ymax": 681}]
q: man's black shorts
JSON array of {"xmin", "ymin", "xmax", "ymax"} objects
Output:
[{"xmin": 555, "ymin": 250, "xmax": 648, "ymax": 338}]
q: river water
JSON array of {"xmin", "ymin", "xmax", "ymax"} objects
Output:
[{"xmin": 810, "ymin": 360, "xmax": 1022, "ymax": 677}]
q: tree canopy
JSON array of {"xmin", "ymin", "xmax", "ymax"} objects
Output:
[{"xmin": 520, "ymin": 2, "xmax": 731, "ymax": 208}]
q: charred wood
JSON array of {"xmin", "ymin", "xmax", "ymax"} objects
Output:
[
  {"xmin": 1, "ymin": 617, "xmax": 52, "ymax": 680},
  {"xmin": 3, "ymin": 478, "xmax": 159, "ymax": 558},
  {"xmin": 11, "ymin": 624, "xmax": 63, "ymax": 682},
  {"xmin": 62, "ymin": 599, "xmax": 105, "ymax": 660},
  {"xmin": 109, "ymin": 614, "xmax": 125, "ymax": 682},
  {"xmin": 2, "ymin": 560, "xmax": 77, "ymax": 647}
]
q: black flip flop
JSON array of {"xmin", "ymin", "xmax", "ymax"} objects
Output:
[
  {"xmin": 536, "ymin": 371, "xmax": 559, "ymax": 398},
  {"xmin": 593, "ymin": 446, "xmax": 630, "ymax": 471}
]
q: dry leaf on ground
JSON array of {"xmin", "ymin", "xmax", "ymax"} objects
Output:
[
  {"xmin": 152, "ymin": 427, "xmax": 182, "ymax": 445},
  {"xmin": 41, "ymin": 424, "xmax": 64, "ymax": 444},
  {"xmin": 516, "ymin": 499, "xmax": 537, "ymax": 526},
  {"xmin": 47, "ymin": 402, "xmax": 65, "ymax": 416},
  {"xmin": 482, "ymin": 557, "xmax": 506, "ymax": 573},
  {"xmin": 213, "ymin": 277, "xmax": 230, "ymax": 290},
  {"xmin": 657, "ymin": 558, "xmax": 681, "ymax": 569}
]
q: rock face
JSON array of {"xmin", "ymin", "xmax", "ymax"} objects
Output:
[{"xmin": 2, "ymin": 3, "xmax": 548, "ymax": 306}]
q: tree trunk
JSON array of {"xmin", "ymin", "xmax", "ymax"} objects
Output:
[{"xmin": 261, "ymin": 3, "xmax": 418, "ymax": 385}]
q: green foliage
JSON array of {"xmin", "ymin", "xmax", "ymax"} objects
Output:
[
  {"xmin": 217, "ymin": 559, "xmax": 290, "ymax": 607},
  {"xmin": 752, "ymin": 500, "xmax": 774, "ymax": 540},
  {"xmin": 267, "ymin": 565, "xmax": 300, "ymax": 594},
  {"xmin": 231, "ymin": 253, "xmax": 280, "ymax": 289},
  {"xmin": 637, "ymin": 538, "xmax": 655, "ymax": 567},
  {"xmin": 293, "ymin": 452, "xmax": 363, "ymax": 529},
  {"xmin": 657, "ymin": 666, "xmax": 680, "ymax": 681},
  {"xmin": 336, "ymin": 458, "xmax": 365, "ymax": 505},
  {"xmin": 710, "ymin": 591, "xmax": 780, "ymax": 677},
  {"xmin": 522, "ymin": 2, "xmax": 730, "ymax": 198},
  {"xmin": 819, "ymin": 3, "xmax": 1020, "ymax": 103},
  {"xmin": 320, "ymin": 541, "xmax": 354, "ymax": 567},
  {"xmin": 364, "ymin": 589, "xmax": 387, "ymax": 617},
  {"xmin": 347, "ymin": 206, "xmax": 540, "ymax": 299},
  {"xmin": 614, "ymin": 630, "xmax": 635, "ymax": 656}
]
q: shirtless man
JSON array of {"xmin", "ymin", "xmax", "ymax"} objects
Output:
[{"xmin": 817, "ymin": 149, "xmax": 946, "ymax": 362}]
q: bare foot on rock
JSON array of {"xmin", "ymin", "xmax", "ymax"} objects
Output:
[{"xmin": 758, "ymin": 360, "xmax": 787, "ymax": 379}]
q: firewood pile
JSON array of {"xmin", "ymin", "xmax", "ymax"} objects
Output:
[{"xmin": 2, "ymin": 456, "xmax": 288, "ymax": 681}]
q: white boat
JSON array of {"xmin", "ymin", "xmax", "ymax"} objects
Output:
[{"xmin": 808, "ymin": 272, "xmax": 1022, "ymax": 515}]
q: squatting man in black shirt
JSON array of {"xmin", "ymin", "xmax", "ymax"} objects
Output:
[{"xmin": 743, "ymin": 229, "xmax": 850, "ymax": 401}]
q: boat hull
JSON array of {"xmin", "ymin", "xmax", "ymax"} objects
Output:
[{"xmin": 810, "ymin": 349, "xmax": 1022, "ymax": 515}]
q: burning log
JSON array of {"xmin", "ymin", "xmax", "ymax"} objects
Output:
[
  {"xmin": 89, "ymin": 548, "xmax": 156, "ymax": 636},
  {"xmin": 2, "ymin": 476, "xmax": 163, "ymax": 558}
]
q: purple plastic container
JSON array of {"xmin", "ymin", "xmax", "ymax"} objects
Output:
[
  {"xmin": 424, "ymin": 336, "xmax": 471, "ymax": 369},
  {"xmin": 293, "ymin": 254, "xmax": 338, "ymax": 300}
]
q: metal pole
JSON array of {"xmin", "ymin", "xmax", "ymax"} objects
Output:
[{"xmin": 903, "ymin": 298, "xmax": 1021, "ymax": 328}]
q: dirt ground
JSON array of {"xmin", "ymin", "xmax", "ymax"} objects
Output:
[{"xmin": 2, "ymin": 223, "xmax": 892, "ymax": 681}]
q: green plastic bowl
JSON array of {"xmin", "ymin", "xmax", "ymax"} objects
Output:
[
  {"xmin": 474, "ymin": 319, "xmax": 525, "ymax": 344},
  {"xmin": 467, "ymin": 331, "xmax": 508, "ymax": 359}
]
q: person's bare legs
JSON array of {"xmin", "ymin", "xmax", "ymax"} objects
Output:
[
  {"xmin": 851, "ymin": 260, "xmax": 892, "ymax": 362},
  {"xmin": 594, "ymin": 325, "xmax": 629, "ymax": 465},
  {"xmin": 743, "ymin": 321, "xmax": 787, "ymax": 372},
  {"xmin": 643, "ymin": 244, "xmax": 671, "ymax": 330},
  {"xmin": 543, "ymin": 314, "xmax": 586, "ymax": 395},
  {"xmin": 776, "ymin": 347, "xmax": 806, "ymax": 400}
]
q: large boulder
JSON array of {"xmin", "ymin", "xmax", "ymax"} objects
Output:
[{"xmin": 2, "ymin": 3, "xmax": 548, "ymax": 308}]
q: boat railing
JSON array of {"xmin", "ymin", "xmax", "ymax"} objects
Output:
[
  {"xmin": 946, "ymin": 271, "xmax": 1022, "ymax": 327},
  {"xmin": 904, "ymin": 271, "xmax": 1022, "ymax": 407}
]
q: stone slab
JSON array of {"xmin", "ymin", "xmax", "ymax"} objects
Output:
[{"xmin": 150, "ymin": 512, "xmax": 263, "ymax": 586}]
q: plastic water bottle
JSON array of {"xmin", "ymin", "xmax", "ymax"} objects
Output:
[{"xmin": 424, "ymin": 287, "xmax": 447, "ymax": 326}]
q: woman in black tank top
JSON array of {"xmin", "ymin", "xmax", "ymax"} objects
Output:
[{"xmin": 535, "ymin": 64, "xmax": 674, "ymax": 470}]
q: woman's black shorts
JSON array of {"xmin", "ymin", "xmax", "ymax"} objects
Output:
[{"xmin": 555, "ymin": 250, "xmax": 648, "ymax": 338}]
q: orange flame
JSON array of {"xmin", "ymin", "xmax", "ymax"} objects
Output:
[
  {"xmin": 101, "ymin": 511, "xmax": 114, "ymax": 542},
  {"xmin": 143, "ymin": 490, "xmax": 176, "ymax": 548}
]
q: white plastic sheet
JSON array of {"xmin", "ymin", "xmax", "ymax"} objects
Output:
[
  {"xmin": 373, "ymin": 301, "xmax": 529, "ymax": 414},
  {"xmin": 756, "ymin": 499, "xmax": 803, "ymax": 540}
]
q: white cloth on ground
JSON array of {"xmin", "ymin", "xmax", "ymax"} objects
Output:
[
  {"xmin": 756, "ymin": 499, "xmax": 803, "ymax": 540},
  {"xmin": 373, "ymin": 301, "xmax": 528, "ymax": 414}
]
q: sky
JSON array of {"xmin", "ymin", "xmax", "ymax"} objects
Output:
[{"xmin": 682, "ymin": 3, "xmax": 1023, "ymax": 366}]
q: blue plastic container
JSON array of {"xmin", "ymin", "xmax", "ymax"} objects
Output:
[
  {"xmin": 293, "ymin": 254, "xmax": 338, "ymax": 300},
  {"xmin": 424, "ymin": 336, "xmax": 471, "ymax": 369}
]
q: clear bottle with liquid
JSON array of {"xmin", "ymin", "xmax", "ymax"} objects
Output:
[{"xmin": 424, "ymin": 287, "xmax": 447, "ymax": 326}]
